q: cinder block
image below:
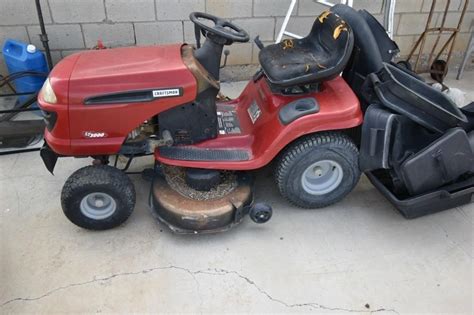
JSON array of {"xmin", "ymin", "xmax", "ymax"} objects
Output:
[
  {"xmin": 82, "ymin": 23, "xmax": 134, "ymax": 48},
  {"xmin": 49, "ymin": 0, "xmax": 105, "ymax": 23},
  {"xmin": 438, "ymin": 12, "xmax": 472, "ymax": 31},
  {"xmin": 254, "ymin": 0, "xmax": 292, "ymax": 17},
  {"xmin": 353, "ymin": 0, "xmax": 383, "ymax": 14},
  {"xmin": 298, "ymin": 0, "xmax": 329, "ymax": 17},
  {"xmin": 423, "ymin": 33, "xmax": 452, "ymax": 51},
  {"xmin": 393, "ymin": 35, "xmax": 417, "ymax": 56},
  {"xmin": 49, "ymin": 50, "xmax": 62, "ymax": 66},
  {"xmin": 231, "ymin": 18, "xmax": 275, "ymax": 41},
  {"xmin": 252, "ymin": 40, "xmax": 274, "ymax": 63},
  {"xmin": 156, "ymin": 0, "xmax": 205, "ymax": 21},
  {"xmin": 421, "ymin": 0, "xmax": 462, "ymax": 12},
  {"xmin": 224, "ymin": 42, "xmax": 253, "ymax": 65},
  {"xmin": 439, "ymin": 12, "xmax": 463, "ymax": 28},
  {"xmin": 460, "ymin": 12, "xmax": 473, "ymax": 32},
  {"xmin": 0, "ymin": 0, "xmax": 52, "ymax": 25},
  {"xmin": 396, "ymin": 13, "xmax": 430, "ymax": 35},
  {"xmin": 453, "ymin": 32, "xmax": 472, "ymax": 50},
  {"xmin": 396, "ymin": 32, "xmax": 470, "ymax": 61},
  {"xmin": 61, "ymin": 50, "xmax": 85, "ymax": 58},
  {"xmin": 27, "ymin": 24, "xmax": 84, "ymax": 50},
  {"xmin": 0, "ymin": 26, "xmax": 29, "ymax": 47},
  {"xmin": 106, "ymin": 0, "xmax": 155, "ymax": 22},
  {"xmin": 395, "ymin": 0, "xmax": 423, "ymax": 13},
  {"xmin": 468, "ymin": 0, "xmax": 474, "ymax": 11},
  {"xmin": 184, "ymin": 20, "xmax": 225, "ymax": 45},
  {"xmin": 206, "ymin": 0, "xmax": 253, "ymax": 18},
  {"xmin": 134, "ymin": 22, "xmax": 183, "ymax": 45},
  {"xmin": 183, "ymin": 21, "xmax": 197, "ymax": 44},
  {"xmin": 275, "ymin": 16, "xmax": 315, "ymax": 40},
  {"xmin": 0, "ymin": 54, "xmax": 8, "ymax": 75}
]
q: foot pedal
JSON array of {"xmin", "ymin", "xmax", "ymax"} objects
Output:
[{"xmin": 159, "ymin": 147, "xmax": 249, "ymax": 161}]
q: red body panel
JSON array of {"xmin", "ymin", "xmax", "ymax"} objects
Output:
[
  {"xmin": 155, "ymin": 76, "xmax": 362, "ymax": 170},
  {"xmin": 38, "ymin": 54, "xmax": 79, "ymax": 154},
  {"xmin": 39, "ymin": 44, "xmax": 362, "ymax": 170},
  {"xmin": 39, "ymin": 44, "xmax": 197, "ymax": 155}
]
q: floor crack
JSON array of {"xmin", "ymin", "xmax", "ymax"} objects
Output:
[{"xmin": 1, "ymin": 265, "xmax": 399, "ymax": 314}]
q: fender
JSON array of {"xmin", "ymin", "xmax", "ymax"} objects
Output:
[{"xmin": 155, "ymin": 75, "xmax": 363, "ymax": 170}]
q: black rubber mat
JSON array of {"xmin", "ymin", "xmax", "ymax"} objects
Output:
[{"xmin": 159, "ymin": 147, "xmax": 249, "ymax": 161}]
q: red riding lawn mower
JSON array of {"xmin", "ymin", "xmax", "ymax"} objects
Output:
[{"xmin": 38, "ymin": 5, "xmax": 474, "ymax": 233}]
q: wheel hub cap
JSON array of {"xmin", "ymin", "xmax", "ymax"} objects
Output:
[
  {"xmin": 301, "ymin": 160, "xmax": 344, "ymax": 195},
  {"xmin": 80, "ymin": 192, "xmax": 117, "ymax": 220}
]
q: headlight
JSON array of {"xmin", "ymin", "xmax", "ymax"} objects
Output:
[{"xmin": 41, "ymin": 78, "xmax": 57, "ymax": 104}]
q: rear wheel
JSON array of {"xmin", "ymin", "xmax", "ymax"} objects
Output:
[
  {"xmin": 275, "ymin": 132, "xmax": 360, "ymax": 208},
  {"xmin": 61, "ymin": 165, "xmax": 136, "ymax": 230}
]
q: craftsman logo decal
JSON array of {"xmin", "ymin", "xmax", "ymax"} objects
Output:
[
  {"xmin": 152, "ymin": 88, "xmax": 181, "ymax": 98},
  {"xmin": 83, "ymin": 131, "xmax": 108, "ymax": 138},
  {"xmin": 247, "ymin": 101, "xmax": 261, "ymax": 124}
]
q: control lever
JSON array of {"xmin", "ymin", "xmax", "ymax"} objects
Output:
[
  {"xmin": 220, "ymin": 49, "xmax": 230, "ymax": 69},
  {"xmin": 254, "ymin": 36, "xmax": 264, "ymax": 50}
]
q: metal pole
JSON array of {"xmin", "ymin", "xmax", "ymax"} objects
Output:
[
  {"xmin": 276, "ymin": 0, "xmax": 298, "ymax": 43},
  {"xmin": 383, "ymin": 0, "xmax": 396, "ymax": 39},
  {"xmin": 35, "ymin": 0, "xmax": 53, "ymax": 70}
]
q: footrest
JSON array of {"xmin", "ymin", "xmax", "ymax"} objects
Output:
[{"xmin": 159, "ymin": 147, "xmax": 250, "ymax": 161}]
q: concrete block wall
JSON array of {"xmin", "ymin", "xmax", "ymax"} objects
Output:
[{"xmin": 0, "ymin": 0, "xmax": 472, "ymax": 75}]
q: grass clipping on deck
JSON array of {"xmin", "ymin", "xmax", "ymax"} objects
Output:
[{"xmin": 163, "ymin": 166, "xmax": 238, "ymax": 201}]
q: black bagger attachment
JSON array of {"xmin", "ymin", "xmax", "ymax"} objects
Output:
[
  {"xmin": 360, "ymin": 104, "xmax": 474, "ymax": 219},
  {"xmin": 332, "ymin": 4, "xmax": 473, "ymax": 218}
]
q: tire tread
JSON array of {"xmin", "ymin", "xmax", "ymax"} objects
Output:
[
  {"xmin": 275, "ymin": 132, "xmax": 359, "ymax": 208},
  {"xmin": 61, "ymin": 165, "xmax": 136, "ymax": 230}
]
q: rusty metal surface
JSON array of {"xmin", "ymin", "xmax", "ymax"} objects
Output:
[
  {"xmin": 150, "ymin": 172, "xmax": 253, "ymax": 233},
  {"xmin": 407, "ymin": 0, "xmax": 470, "ymax": 77},
  {"xmin": 182, "ymin": 45, "xmax": 220, "ymax": 93},
  {"xmin": 163, "ymin": 165, "xmax": 238, "ymax": 201}
]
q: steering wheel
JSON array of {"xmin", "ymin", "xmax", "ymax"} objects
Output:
[{"xmin": 189, "ymin": 12, "xmax": 249, "ymax": 45}]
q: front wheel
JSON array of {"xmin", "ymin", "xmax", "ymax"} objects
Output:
[
  {"xmin": 275, "ymin": 132, "xmax": 360, "ymax": 208},
  {"xmin": 61, "ymin": 165, "xmax": 136, "ymax": 230}
]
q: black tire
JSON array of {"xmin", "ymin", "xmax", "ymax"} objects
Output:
[
  {"xmin": 275, "ymin": 132, "xmax": 360, "ymax": 208},
  {"xmin": 397, "ymin": 60, "xmax": 412, "ymax": 71},
  {"xmin": 61, "ymin": 165, "xmax": 136, "ymax": 230},
  {"xmin": 249, "ymin": 203, "xmax": 273, "ymax": 224},
  {"xmin": 430, "ymin": 59, "xmax": 447, "ymax": 83}
]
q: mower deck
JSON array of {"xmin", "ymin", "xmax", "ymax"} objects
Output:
[{"xmin": 149, "ymin": 171, "xmax": 254, "ymax": 234}]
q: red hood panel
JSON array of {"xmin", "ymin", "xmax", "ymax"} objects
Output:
[{"xmin": 68, "ymin": 44, "xmax": 196, "ymax": 105}]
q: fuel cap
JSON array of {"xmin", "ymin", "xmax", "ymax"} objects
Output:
[{"xmin": 26, "ymin": 44, "xmax": 37, "ymax": 53}]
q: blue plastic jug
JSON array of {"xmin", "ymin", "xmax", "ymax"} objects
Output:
[{"xmin": 2, "ymin": 39, "xmax": 49, "ymax": 107}]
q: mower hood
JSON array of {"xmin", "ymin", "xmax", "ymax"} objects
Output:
[{"xmin": 66, "ymin": 44, "xmax": 196, "ymax": 105}]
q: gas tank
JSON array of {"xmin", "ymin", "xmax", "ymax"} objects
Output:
[{"xmin": 68, "ymin": 44, "xmax": 197, "ymax": 106}]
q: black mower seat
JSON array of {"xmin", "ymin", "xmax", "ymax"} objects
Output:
[{"xmin": 259, "ymin": 11, "xmax": 353, "ymax": 87}]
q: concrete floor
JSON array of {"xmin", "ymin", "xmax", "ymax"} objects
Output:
[{"xmin": 1, "ymin": 72, "xmax": 473, "ymax": 314}]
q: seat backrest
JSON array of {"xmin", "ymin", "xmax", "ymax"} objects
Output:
[
  {"xmin": 257, "ymin": 10, "xmax": 353, "ymax": 88},
  {"xmin": 331, "ymin": 4, "xmax": 384, "ymax": 75},
  {"xmin": 306, "ymin": 11, "xmax": 352, "ymax": 56}
]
